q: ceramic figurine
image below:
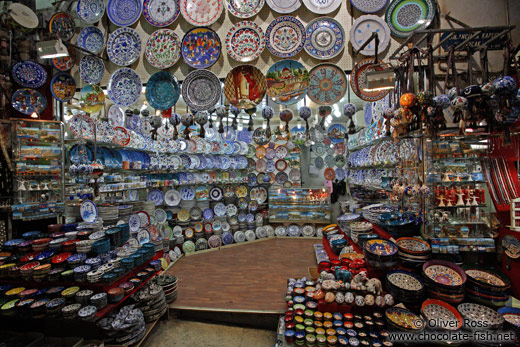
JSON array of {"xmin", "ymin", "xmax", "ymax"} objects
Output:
[
  {"xmin": 351, "ymin": 271, "xmax": 367, "ymax": 291},
  {"xmin": 384, "ymin": 294, "xmax": 394, "ymax": 306},
  {"xmin": 365, "ymin": 278, "xmax": 382, "ymax": 295},
  {"xmin": 375, "ymin": 296, "xmax": 385, "ymax": 307},
  {"xmin": 335, "ymin": 292, "xmax": 345, "ymax": 304},
  {"xmin": 345, "ymin": 292, "xmax": 354, "ymax": 304},
  {"xmin": 365, "ymin": 294, "xmax": 375, "ymax": 306},
  {"xmin": 355, "ymin": 295, "xmax": 365, "ymax": 306}
]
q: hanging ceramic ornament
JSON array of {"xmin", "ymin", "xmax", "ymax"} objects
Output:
[
  {"xmin": 318, "ymin": 105, "xmax": 331, "ymax": 130},
  {"xmin": 169, "ymin": 113, "xmax": 181, "ymax": 139},
  {"xmin": 450, "ymin": 96, "xmax": 468, "ymax": 134},
  {"xmin": 261, "ymin": 106, "xmax": 274, "ymax": 138},
  {"xmin": 216, "ymin": 105, "xmax": 227, "ymax": 134},
  {"xmin": 208, "ymin": 108, "xmax": 215, "ymax": 129},
  {"xmin": 383, "ymin": 106, "xmax": 393, "ymax": 136},
  {"xmin": 343, "ymin": 103, "xmax": 357, "ymax": 135},
  {"xmin": 181, "ymin": 113, "xmax": 194, "ymax": 139},
  {"xmin": 279, "ymin": 109, "xmax": 293, "ymax": 133},
  {"xmin": 298, "ymin": 106, "xmax": 312, "ymax": 142},
  {"xmin": 230, "ymin": 106, "xmax": 240, "ymax": 130},
  {"xmin": 195, "ymin": 110, "xmax": 209, "ymax": 138},
  {"xmin": 246, "ymin": 107, "xmax": 256, "ymax": 131}
]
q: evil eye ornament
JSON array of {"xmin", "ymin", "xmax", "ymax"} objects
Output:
[
  {"xmin": 433, "ymin": 94, "xmax": 451, "ymax": 109},
  {"xmin": 451, "ymin": 96, "xmax": 468, "ymax": 110},
  {"xmin": 463, "ymin": 85, "xmax": 482, "ymax": 98},
  {"xmin": 215, "ymin": 105, "xmax": 227, "ymax": 118},
  {"xmin": 343, "ymin": 103, "xmax": 357, "ymax": 118},
  {"xmin": 298, "ymin": 106, "xmax": 312, "ymax": 120},
  {"xmin": 262, "ymin": 106, "xmax": 274, "ymax": 120},
  {"xmin": 493, "ymin": 76, "xmax": 517, "ymax": 95}
]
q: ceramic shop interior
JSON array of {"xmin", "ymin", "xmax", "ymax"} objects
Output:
[{"xmin": 0, "ymin": 0, "xmax": 519, "ymax": 346}]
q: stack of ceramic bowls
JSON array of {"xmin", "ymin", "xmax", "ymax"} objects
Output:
[
  {"xmin": 155, "ymin": 275, "xmax": 178, "ymax": 304},
  {"xmin": 90, "ymin": 292, "xmax": 108, "ymax": 309},
  {"xmin": 422, "ymin": 260, "xmax": 466, "ymax": 304},
  {"xmin": 457, "ymin": 303, "xmax": 504, "ymax": 329},
  {"xmin": 33, "ymin": 264, "xmax": 51, "ymax": 281},
  {"xmin": 106, "ymin": 227, "xmax": 122, "ymax": 248},
  {"xmin": 363, "ymin": 238, "xmax": 398, "ymax": 269},
  {"xmin": 76, "ymin": 289, "xmax": 94, "ymax": 305},
  {"xmin": 62, "ymin": 303, "xmax": 82, "ymax": 319},
  {"xmin": 421, "ymin": 299, "xmax": 463, "ymax": 332},
  {"xmin": 32, "ymin": 238, "xmax": 51, "ymax": 252},
  {"xmin": 46, "ymin": 298, "xmax": 66, "ymax": 318},
  {"xmin": 97, "ymin": 305, "xmax": 145, "ymax": 345},
  {"xmin": 75, "ymin": 240, "xmax": 94, "ymax": 253},
  {"xmin": 395, "ymin": 237, "xmax": 432, "ymax": 268},
  {"xmin": 92, "ymin": 238, "xmax": 110, "ymax": 255},
  {"xmin": 379, "ymin": 212, "xmax": 419, "ymax": 237},
  {"xmin": 385, "ymin": 307, "xmax": 425, "ymax": 333},
  {"xmin": 363, "ymin": 205, "xmax": 394, "ymax": 225},
  {"xmin": 78, "ymin": 305, "xmax": 97, "ymax": 321},
  {"xmin": 497, "ymin": 307, "xmax": 520, "ymax": 331},
  {"xmin": 108, "ymin": 287, "xmax": 124, "ymax": 303},
  {"xmin": 133, "ymin": 282, "xmax": 167, "ymax": 323},
  {"xmin": 87, "ymin": 269, "xmax": 104, "ymax": 283},
  {"xmin": 463, "ymin": 265, "xmax": 511, "ymax": 308},
  {"xmin": 73, "ymin": 264, "xmax": 91, "ymax": 282},
  {"xmin": 349, "ymin": 221, "xmax": 373, "ymax": 244},
  {"xmin": 336, "ymin": 213, "xmax": 361, "ymax": 232},
  {"xmin": 142, "ymin": 201, "xmax": 155, "ymax": 215},
  {"xmin": 385, "ymin": 270, "xmax": 425, "ymax": 306}
]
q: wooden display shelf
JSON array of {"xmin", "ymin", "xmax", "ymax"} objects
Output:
[{"xmin": 268, "ymin": 220, "xmax": 331, "ymax": 224}]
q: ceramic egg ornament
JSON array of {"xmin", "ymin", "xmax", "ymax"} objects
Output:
[
  {"xmin": 195, "ymin": 111, "xmax": 209, "ymax": 138},
  {"xmin": 215, "ymin": 105, "xmax": 227, "ymax": 134},
  {"xmin": 279, "ymin": 109, "xmax": 293, "ymax": 133},
  {"xmin": 245, "ymin": 107, "xmax": 256, "ymax": 131},
  {"xmin": 181, "ymin": 113, "xmax": 194, "ymax": 139},
  {"xmin": 169, "ymin": 113, "xmax": 181, "ymax": 139},
  {"xmin": 343, "ymin": 103, "xmax": 357, "ymax": 135},
  {"xmin": 262, "ymin": 106, "xmax": 274, "ymax": 138},
  {"xmin": 230, "ymin": 105, "xmax": 240, "ymax": 131}
]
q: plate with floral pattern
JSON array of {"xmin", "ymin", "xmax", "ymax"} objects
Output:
[
  {"xmin": 108, "ymin": 105, "xmax": 125, "ymax": 127},
  {"xmin": 180, "ymin": 0, "xmax": 224, "ymax": 26},
  {"xmin": 227, "ymin": 0, "xmax": 264, "ymax": 18},
  {"xmin": 385, "ymin": 307, "xmax": 425, "ymax": 331},
  {"xmin": 421, "ymin": 299, "xmax": 463, "ymax": 331},
  {"xmin": 181, "ymin": 27, "xmax": 221, "ymax": 69},
  {"xmin": 77, "ymin": 0, "xmax": 105, "ymax": 24},
  {"xmin": 107, "ymin": 27, "xmax": 142, "ymax": 66},
  {"xmin": 144, "ymin": 0, "xmax": 180, "ymax": 27},
  {"xmin": 385, "ymin": 0, "xmax": 435, "ymax": 38},
  {"xmin": 423, "ymin": 260, "xmax": 466, "ymax": 287},
  {"xmin": 107, "ymin": 68, "xmax": 142, "ymax": 107},
  {"xmin": 145, "ymin": 29, "xmax": 181, "ymax": 69},
  {"xmin": 266, "ymin": 0, "xmax": 300, "ymax": 13},
  {"xmin": 225, "ymin": 21, "xmax": 265, "ymax": 62},
  {"xmin": 302, "ymin": 0, "xmax": 341, "ymax": 14},
  {"xmin": 457, "ymin": 303, "xmax": 504, "ymax": 329},
  {"xmin": 182, "ymin": 69, "xmax": 221, "ymax": 111},
  {"xmin": 79, "ymin": 56, "xmax": 104, "ymax": 84},
  {"xmin": 351, "ymin": 58, "xmax": 391, "ymax": 101},
  {"xmin": 77, "ymin": 26, "xmax": 104, "ymax": 54},
  {"xmin": 304, "ymin": 17, "xmax": 345, "ymax": 60},
  {"xmin": 265, "ymin": 16, "xmax": 306, "ymax": 58},
  {"xmin": 11, "ymin": 61, "xmax": 47, "ymax": 89},
  {"xmin": 386, "ymin": 270, "xmax": 424, "ymax": 291},
  {"xmin": 107, "ymin": 0, "xmax": 143, "ymax": 26},
  {"xmin": 308, "ymin": 63, "xmax": 347, "ymax": 105}
]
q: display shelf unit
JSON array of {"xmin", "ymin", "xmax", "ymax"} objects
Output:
[{"xmin": 268, "ymin": 188, "xmax": 331, "ymax": 224}]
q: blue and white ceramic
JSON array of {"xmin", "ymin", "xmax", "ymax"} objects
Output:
[
  {"xmin": 304, "ymin": 17, "xmax": 345, "ymax": 60},
  {"xmin": 180, "ymin": 186, "xmax": 195, "ymax": 200},
  {"xmin": 77, "ymin": 0, "xmax": 105, "ymax": 24},
  {"xmin": 350, "ymin": 0, "xmax": 388, "ymax": 13},
  {"xmin": 80, "ymin": 200, "xmax": 98, "ymax": 223},
  {"xmin": 137, "ymin": 229, "xmax": 150, "ymax": 245},
  {"xmin": 11, "ymin": 89, "xmax": 47, "ymax": 115},
  {"xmin": 493, "ymin": 76, "xmax": 518, "ymax": 95},
  {"xmin": 181, "ymin": 69, "xmax": 221, "ymax": 112},
  {"xmin": 107, "ymin": 68, "xmax": 142, "ymax": 107},
  {"xmin": 107, "ymin": 0, "xmax": 143, "ymax": 27},
  {"xmin": 79, "ymin": 56, "xmax": 104, "ymax": 84},
  {"xmin": 210, "ymin": 186, "xmax": 223, "ymax": 201},
  {"xmin": 77, "ymin": 26, "xmax": 105, "ymax": 54},
  {"xmin": 147, "ymin": 189, "xmax": 164, "ymax": 205},
  {"xmin": 265, "ymin": 16, "xmax": 306, "ymax": 58},
  {"xmin": 203, "ymin": 208, "xmax": 214, "ymax": 220},
  {"xmin": 11, "ymin": 60, "xmax": 47, "ymax": 88},
  {"xmin": 129, "ymin": 214, "xmax": 141, "ymax": 232},
  {"xmin": 107, "ymin": 27, "xmax": 142, "ymax": 66},
  {"xmin": 214, "ymin": 203, "xmax": 226, "ymax": 217},
  {"xmin": 143, "ymin": 0, "xmax": 180, "ymax": 27},
  {"xmin": 350, "ymin": 15, "xmax": 391, "ymax": 56},
  {"xmin": 164, "ymin": 189, "xmax": 181, "ymax": 206},
  {"xmin": 302, "ymin": 0, "xmax": 341, "ymax": 14},
  {"xmin": 145, "ymin": 71, "xmax": 180, "ymax": 110}
]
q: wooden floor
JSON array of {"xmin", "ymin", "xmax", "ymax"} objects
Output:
[{"xmin": 166, "ymin": 238, "xmax": 319, "ymax": 314}]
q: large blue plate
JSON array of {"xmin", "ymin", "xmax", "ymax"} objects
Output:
[
  {"xmin": 145, "ymin": 71, "xmax": 180, "ymax": 110},
  {"xmin": 107, "ymin": 27, "xmax": 142, "ymax": 66},
  {"xmin": 79, "ymin": 56, "xmax": 104, "ymax": 84},
  {"xmin": 77, "ymin": 26, "xmax": 104, "ymax": 54},
  {"xmin": 77, "ymin": 0, "xmax": 105, "ymax": 24},
  {"xmin": 11, "ymin": 89, "xmax": 47, "ymax": 115},
  {"xmin": 107, "ymin": 0, "xmax": 143, "ymax": 27},
  {"xmin": 304, "ymin": 17, "xmax": 345, "ymax": 60},
  {"xmin": 11, "ymin": 61, "xmax": 47, "ymax": 88},
  {"xmin": 181, "ymin": 27, "xmax": 221, "ymax": 69},
  {"xmin": 50, "ymin": 72, "xmax": 76, "ymax": 102},
  {"xmin": 108, "ymin": 68, "xmax": 142, "ymax": 107},
  {"xmin": 265, "ymin": 16, "xmax": 306, "ymax": 58}
]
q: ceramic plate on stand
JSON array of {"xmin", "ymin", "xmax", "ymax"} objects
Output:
[
  {"xmin": 145, "ymin": 71, "xmax": 180, "ymax": 110},
  {"xmin": 350, "ymin": 58, "xmax": 391, "ymax": 101},
  {"xmin": 182, "ymin": 69, "xmax": 221, "ymax": 111},
  {"xmin": 77, "ymin": 0, "xmax": 105, "ymax": 24},
  {"xmin": 304, "ymin": 17, "xmax": 345, "ymax": 60},
  {"xmin": 77, "ymin": 26, "xmax": 104, "ymax": 54},
  {"xmin": 302, "ymin": 0, "xmax": 341, "ymax": 14},
  {"xmin": 265, "ymin": 16, "xmax": 306, "ymax": 58},
  {"xmin": 223, "ymin": 65, "xmax": 267, "ymax": 109},
  {"xmin": 350, "ymin": 15, "xmax": 391, "ymax": 56},
  {"xmin": 227, "ymin": 0, "xmax": 265, "ymax": 18},
  {"xmin": 266, "ymin": 0, "xmax": 300, "ymax": 13},
  {"xmin": 180, "ymin": 0, "xmax": 224, "ymax": 26},
  {"xmin": 107, "ymin": 0, "xmax": 143, "ymax": 26},
  {"xmin": 350, "ymin": 0, "xmax": 388, "ymax": 13},
  {"xmin": 143, "ymin": 0, "xmax": 180, "ymax": 27},
  {"xmin": 107, "ymin": 68, "xmax": 142, "ymax": 107},
  {"xmin": 107, "ymin": 27, "xmax": 142, "ymax": 66},
  {"xmin": 79, "ymin": 56, "xmax": 104, "ymax": 84},
  {"xmin": 225, "ymin": 21, "xmax": 265, "ymax": 62},
  {"xmin": 308, "ymin": 63, "xmax": 347, "ymax": 105},
  {"xmin": 145, "ymin": 29, "xmax": 181, "ymax": 69},
  {"xmin": 385, "ymin": 0, "xmax": 435, "ymax": 38},
  {"xmin": 181, "ymin": 27, "xmax": 221, "ymax": 69},
  {"xmin": 266, "ymin": 60, "xmax": 309, "ymax": 105}
]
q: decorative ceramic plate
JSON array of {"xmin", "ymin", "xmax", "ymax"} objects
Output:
[
  {"xmin": 107, "ymin": 27, "xmax": 142, "ymax": 66},
  {"xmin": 224, "ymin": 65, "xmax": 267, "ymax": 109},
  {"xmin": 396, "ymin": 237, "xmax": 430, "ymax": 253},
  {"xmin": 181, "ymin": 27, "xmax": 221, "ymax": 69},
  {"xmin": 225, "ymin": 21, "xmax": 265, "ymax": 62},
  {"xmin": 49, "ymin": 12, "xmax": 75, "ymax": 41},
  {"xmin": 304, "ymin": 17, "xmax": 345, "ymax": 60},
  {"xmin": 107, "ymin": 0, "xmax": 143, "ymax": 26},
  {"xmin": 385, "ymin": 0, "xmax": 435, "ymax": 38},
  {"xmin": 165, "ymin": 189, "xmax": 181, "ymax": 206},
  {"xmin": 497, "ymin": 307, "xmax": 520, "ymax": 328},
  {"xmin": 182, "ymin": 69, "xmax": 221, "ymax": 111},
  {"xmin": 77, "ymin": 0, "xmax": 105, "ymax": 24},
  {"xmin": 350, "ymin": 15, "xmax": 391, "ymax": 56},
  {"xmin": 79, "ymin": 56, "xmax": 104, "ymax": 84},
  {"xmin": 180, "ymin": 0, "xmax": 224, "ymax": 26},
  {"xmin": 144, "ymin": 0, "xmax": 180, "ymax": 26},
  {"xmin": 227, "ymin": 0, "xmax": 264, "ymax": 18},
  {"xmin": 302, "ymin": 0, "xmax": 341, "ymax": 14},
  {"xmin": 108, "ymin": 105, "xmax": 125, "ymax": 127},
  {"xmin": 80, "ymin": 200, "xmax": 97, "ymax": 223},
  {"xmin": 50, "ymin": 72, "xmax": 76, "ymax": 102},
  {"xmin": 145, "ymin": 71, "xmax": 180, "ymax": 110},
  {"xmin": 464, "ymin": 267, "xmax": 509, "ymax": 288},
  {"xmin": 350, "ymin": 0, "xmax": 388, "ymax": 13},
  {"xmin": 327, "ymin": 124, "xmax": 346, "ymax": 144},
  {"xmin": 11, "ymin": 89, "xmax": 44, "ymax": 119},
  {"xmin": 52, "ymin": 46, "xmax": 76, "ymax": 71},
  {"xmin": 11, "ymin": 61, "xmax": 47, "ymax": 89},
  {"xmin": 421, "ymin": 299, "xmax": 463, "ymax": 331},
  {"xmin": 387, "ymin": 270, "xmax": 424, "ymax": 291},
  {"xmin": 308, "ymin": 63, "xmax": 347, "ymax": 105},
  {"xmin": 265, "ymin": 17, "xmax": 305, "ymax": 59},
  {"xmin": 457, "ymin": 303, "xmax": 504, "ymax": 329},
  {"xmin": 108, "ymin": 68, "xmax": 142, "ymax": 107},
  {"xmin": 113, "ymin": 127, "xmax": 130, "ymax": 146},
  {"xmin": 365, "ymin": 238, "xmax": 397, "ymax": 256},
  {"xmin": 145, "ymin": 29, "xmax": 181, "ymax": 69},
  {"xmin": 351, "ymin": 58, "xmax": 391, "ymax": 101},
  {"xmin": 423, "ymin": 261, "xmax": 465, "ymax": 287},
  {"xmin": 266, "ymin": 0, "xmax": 300, "ymax": 13},
  {"xmin": 79, "ymin": 84, "xmax": 105, "ymax": 113},
  {"xmin": 385, "ymin": 307, "xmax": 425, "ymax": 331},
  {"xmin": 77, "ymin": 26, "xmax": 104, "ymax": 54},
  {"xmin": 266, "ymin": 60, "xmax": 309, "ymax": 105}
]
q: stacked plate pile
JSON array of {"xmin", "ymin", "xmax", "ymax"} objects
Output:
[
  {"xmin": 49, "ymin": 237, "xmax": 68, "ymax": 252},
  {"xmin": 142, "ymin": 201, "xmax": 156, "ymax": 215},
  {"xmin": 78, "ymin": 305, "xmax": 97, "ymax": 321},
  {"xmin": 497, "ymin": 307, "xmax": 520, "ymax": 331},
  {"xmin": 33, "ymin": 264, "xmax": 51, "ymax": 281},
  {"xmin": 85, "ymin": 257, "xmax": 102, "ymax": 271},
  {"xmin": 349, "ymin": 221, "xmax": 373, "ymax": 244},
  {"xmin": 336, "ymin": 213, "xmax": 361, "ymax": 232},
  {"xmin": 155, "ymin": 275, "xmax": 178, "ymax": 304},
  {"xmin": 363, "ymin": 205, "xmax": 393, "ymax": 225},
  {"xmin": 379, "ymin": 212, "xmax": 419, "ymax": 238},
  {"xmin": 46, "ymin": 298, "xmax": 66, "ymax": 318},
  {"xmin": 385, "ymin": 307, "xmax": 425, "ymax": 333},
  {"xmin": 48, "ymin": 268, "xmax": 65, "ymax": 281},
  {"xmin": 87, "ymin": 269, "xmax": 104, "ymax": 283},
  {"xmin": 90, "ymin": 292, "xmax": 108, "ymax": 309},
  {"xmin": 120, "ymin": 223, "xmax": 130, "ymax": 244},
  {"xmin": 422, "ymin": 260, "xmax": 466, "ymax": 304},
  {"xmin": 463, "ymin": 265, "xmax": 511, "ymax": 308},
  {"xmin": 106, "ymin": 227, "xmax": 122, "ymax": 249},
  {"xmin": 97, "ymin": 305, "xmax": 146, "ymax": 345},
  {"xmin": 21, "ymin": 262, "xmax": 39, "ymax": 280},
  {"xmin": 76, "ymin": 289, "xmax": 94, "ymax": 305},
  {"xmin": 386, "ymin": 270, "xmax": 425, "ymax": 306},
  {"xmin": 363, "ymin": 238, "xmax": 398, "ymax": 269},
  {"xmin": 98, "ymin": 206, "xmax": 119, "ymax": 223},
  {"xmin": 395, "ymin": 237, "xmax": 432, "ymax": 268},
  {"xmin": 62, "ymin": 303, "xmax": 82, "ymax": 319},
  {"xmin": 132, "ymin": 282, "xmax": 167, "ymax": 323},
  {"xmin": 108, "ymin": 287, "xmax": 124, "ymax": 303},
  {"xmin": 75, "ymin": 240, "xmax": 94, "ymax": 253},
  {"xmin": 73, "ymin": 264, "xmax": 91, "ymax": 282},
  {"xmin": 458, "ymin": 303, "xmax": 504, "ymax": 329},
  {"xmin": 118, "ymin": 205, "xmax": 133, "ymax": 220},
  {"xmin": 32, "ymin": 238, "xmax": 51, "ymax": 252},
  {"xmin": 92, "ymin": 238, "xmax": 110, "ymax": 255}
]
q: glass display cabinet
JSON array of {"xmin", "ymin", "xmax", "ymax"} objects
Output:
[{"xmin": 268, "ymin": 187, "xmax": 331, "ymax": 224}]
